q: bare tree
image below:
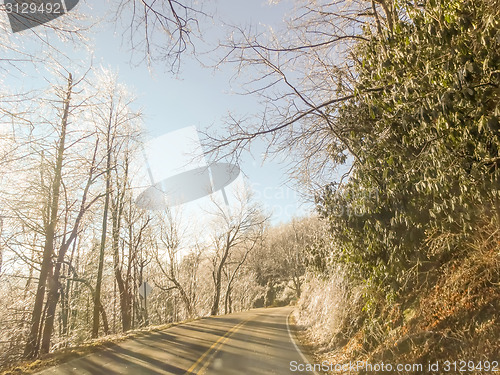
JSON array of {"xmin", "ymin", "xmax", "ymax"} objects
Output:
[
  {"xmin": 222, "ymin": 239, "xmax": 259, "ymax": 315},
  {"xmin": 11, "ymin": 69, "xmax": 113, "ymax": 357},
  {"xmin": 208, "ymin": 188, "xmax": 267, "ymax": 316},
  {"xmin": 115, "ymin": 0, "xmax": 208, "ymax": 71},
  {"xmin": 203, "ymin": 0, "xmax": 397, "ymax": 192},
  {"xmin": 90, "ymin": 71, "xmax": 142, "ymax": 338},
  {"xmin": 181, "ymin": 243, "xmax": 203, "ymax": 315},
  {"xmin": 0, "ymin": 0, "xmax": 94, "ymax": 79},
  {"xmin": 272, "ymin": 217, "xmax": 324, "ymax": 299},
  {"xmin": 23, "ymin": 73, "xmax": 74, "ymax": 359},
  {"xmin": 152, "ymin": 208, "xmax": 196, "ymax": 318},
  {"xmin": 110, "ymin": 154, "xmax": 139, "ymax": 332},
  {"xmin": 40, "ymin": 138, "xmax": 103, "ymax": 354},
  {"xmin": 245, "ymin": 215, "xmax": 327, "ymax": 307},
  {"xmin": 123, "ymin": 199, "xmax": 152, "ymax": 328}
]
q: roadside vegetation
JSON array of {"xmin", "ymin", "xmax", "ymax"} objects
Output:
[
  {"xmin": 0, "ymin": 0, "xmax": 498, "ymax": 373},
  {"xmin": 289, "ymin": 0, "xmax": 500, "ymax": 372},
  {"xmin": 206, "ymin": 0, "xmax": 499, "ymax": 372}
]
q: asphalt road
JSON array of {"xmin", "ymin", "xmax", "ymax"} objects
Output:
[{"xmin": 36, "ymin": 307, "xmax": 317, "ymax": 375}]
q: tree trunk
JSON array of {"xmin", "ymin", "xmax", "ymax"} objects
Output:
[
  {"xmin": 111, "ymin": 159, "xmax": 133, "ymax": 332},
  {"xmin": 113, "ymin": 218, "xmax": 132, "ymax": 332},
  {"xmin": 92, "ymin": 163, "xmax": 111, "ymax": 338},
  {"xmin": 114, "ymin": 265, "xmax": 132, "ymax": 332},
  {"xmin": 99, "ymin": 300, "xmax": 110, "ymax": 335},
  {"xmin": 211, "ymin": 266, "xmax": 223, "ymax": 316},
  {"xmin": 172, "ymin": 277, "xmax": 193, "ymax": 317},
  {"xmin": 92, "ymin": 114, "xmax": 113, "ymax": 338},
  {"xmin": 114, "ymin": 253, "xmax": 132, "ymax": 332},
  {"xmin": 40, "ymin": 139, "xmax": 97, "ymax": 354},
  {"xmin": 60, "ymin": 277, "xmax": 70, "ymax": 336},
  {"xmin": 224, "ymin": 286, "xmax": 232, "ymax": 315},
  {"xmin": 40, "ymin": 261, "xmax": 62, "ymax": 353},
  {"xmin": 24, "ymin": 74, "xmax": 73, "ymax": 359},
  {"xmin": 211, "ymin": 235, "xmax": 232, "ymax": 316},
  {"xmin": 223, "ymin": 243, "xmax": 253, "ymax": 315},
  {"xmin": 293, "ymin": 275, "xmax": 301, "ymax": 299}
]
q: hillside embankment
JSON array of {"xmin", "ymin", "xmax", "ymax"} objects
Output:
[{"xmin": 294, "ymin": 225, "xmax": 500, "ymax": 375}]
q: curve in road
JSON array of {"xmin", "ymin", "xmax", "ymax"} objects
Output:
[{"xmin": 35, "ymin": 306, "xmax": 319, "ymax": 375}]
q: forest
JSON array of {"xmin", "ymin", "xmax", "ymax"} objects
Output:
[{"xmin": 0, "ymin": 0, "xmax": 499, "ymax": 373}]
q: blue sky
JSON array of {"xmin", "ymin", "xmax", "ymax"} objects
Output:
[
  {"xmin": 2, "ymin": 0, "xmax": 318, "ymax": 223},
  {"xmin": 90, "ymin": 0, "xmax": 314, "ymax": 223}
]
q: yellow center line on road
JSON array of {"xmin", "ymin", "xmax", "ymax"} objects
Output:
[{"xmin": 184, "ymin": 317, "xmax": 254, "ymax": 375}]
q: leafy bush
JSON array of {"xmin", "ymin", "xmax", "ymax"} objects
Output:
[{"xmin": 317, "ymin": 0, "xmax": 500, "ymax": 292}]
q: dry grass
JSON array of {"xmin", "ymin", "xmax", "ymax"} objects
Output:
[
  {"xmin": 0, "ymin": 318, "xmax": 199, "ymax": 375},
  {"xmin": 294, "ymin": 225, "xmax": 500, "ymax": 374},
  {"xmin": 293, "ymin": 268, "xmax": 365, "ymax": 356},
  {"xmin": 377, "ymin": 228, "xmax": 500, "ymax": 373}
]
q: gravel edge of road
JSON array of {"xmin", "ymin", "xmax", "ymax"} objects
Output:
[
  {"xmin": 1, "ymin": 318, "xmax": 202, "ymax": 375},
  {"xmin": 286, "ymin": 310, "xmax": 322, "ymax": 375}
]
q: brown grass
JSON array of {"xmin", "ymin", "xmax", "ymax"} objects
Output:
[
  {"xmin": 294, "ymin": 226, "xmax": 500, "ymax": 374},
  {"xmin": 0, "ymin": 318, "xmax": 199, "ymax": 375}
]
